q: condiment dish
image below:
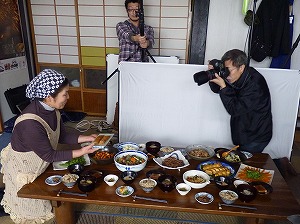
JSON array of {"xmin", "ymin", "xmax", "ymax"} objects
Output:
[
  {"xmin": 104, "ymin": 174, "xmax": 118, "ymax": 186},
  {"xmin": 176, "ymin": 183, "xmax": 191, "ymax": 196}
]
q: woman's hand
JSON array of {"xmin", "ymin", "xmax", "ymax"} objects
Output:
[
  {"xmin": 78, "ymin": 134, "xmax": 98, "ymax": 144},
  {"xmin": 72, "ymin": 142, "xmax": 98, "ymax": 158}
]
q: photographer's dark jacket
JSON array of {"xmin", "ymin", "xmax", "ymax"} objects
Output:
[{"xmin": 211, "ymin": 67, "xmax": 272, "ymax": 146}]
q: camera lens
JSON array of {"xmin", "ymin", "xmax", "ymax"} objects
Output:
[{"xmin": 193, "ymin": 70, "xmax": 216, "ymax": 86}]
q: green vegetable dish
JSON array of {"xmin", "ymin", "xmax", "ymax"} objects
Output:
[{"xmin": 60, "ymin": 156, "xmax": 86, "ymax": 167}]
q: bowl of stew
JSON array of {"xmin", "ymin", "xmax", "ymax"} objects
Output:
[{"xmin": 114, "ymin": 150, "xmax": 148, "ymax": 172}]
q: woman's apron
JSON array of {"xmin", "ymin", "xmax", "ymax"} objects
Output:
[{"xmin": 0, "ymin": 111, "xmax": 60, "ymax": 224}]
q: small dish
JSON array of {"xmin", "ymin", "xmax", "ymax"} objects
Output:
[
  {"xmin": 116, "ymin": 186, "xmax": 134, "ymax": 197},
  {"xmin": 250, "ymin": 181, "xmax": 273, "ymax": 195},
  {"xmin": 116, "ymin": 142, "xmax": 140, "ymax": 151},
  {"xmin": 81, "ymin": 169, "xmax": 103, "ymax": 181},
  {"xmin": 120, "ymin": 170, "xmax": 138, "ymax": 185},
  {"xmin": 139, "ymin": 178, "xmax": 157, "ymax": 193},
  {"xmin": 159, "ymin": 146, "xmax": 175, "ymax": 156},
  {"xmin": 146, "ymin": 141, "xmax": 161, "ymax": 155},
  {"xmin": 219, "ymin": 190, "xmax": 239, "ymax": 204},
  {"xmin": 176, "ymin": 183, "xmax": 191, "ymax": 196},
  {"xmin": 68, "ymin": 163, "xmax": 84, "ymax": 175},
  {"xmin": 104, "ymin": 174, "xmax": 118, "ymax": 186},
  {"xmin": 157, "ymin": 175, "xmax": 177, "ymax": 192},
  {"xmin": 214, "ymin": 176, "xmax": 232, "ymax": 190},
  {"xmin": 78, "ymin": 175, "xmax": 97, "ymax": 192},
  {"xmin": 236, "ymin": 184, "xmax": 257, "ymax": 202},
  {"xmin": 62, "ymin": 174, "xmax": 79, "ymax": 188},
  {"xmin": 146, "ymin": 169, "xmax": 166, "ymax": 180},
  {"xmin": 45, "ymin": 175, "xmax": 62, "ymax": 186},
  {"xmin": 233, "ymin": 179, "xmax": 248, "ymax": 188},
  {"xmin": 195, "ymin": 192, "xmax": 214, "ymax": 204}
]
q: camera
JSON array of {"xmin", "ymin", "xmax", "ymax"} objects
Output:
[{"xmin": 193, "ymin": 59, "xmax": 230, "ymax": 86}]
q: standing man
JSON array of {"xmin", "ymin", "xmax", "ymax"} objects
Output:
[
  {"xmin": 116, "ymin": 0, "xmax": 154, "ymax": 62},
  {"xmin": 209, "ymin": 49, "xmax": 273, "ymax": 153}
]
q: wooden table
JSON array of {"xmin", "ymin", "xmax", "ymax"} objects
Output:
[{"xmin": 18, "ymin": 153, "xmax": 300, "ymax": 224}]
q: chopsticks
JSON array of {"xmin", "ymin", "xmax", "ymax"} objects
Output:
[
  {"xmin": 218, "ymin": 203, "xmax": 257, "ymax": 210},
  {"xmin": 132, "ymin": 195, "xmax": 168, "ymax": 203}
]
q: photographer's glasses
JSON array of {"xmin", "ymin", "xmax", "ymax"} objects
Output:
[{"xmin": 127, "ymin": 8, "xmax": 139, "ymax": 13}]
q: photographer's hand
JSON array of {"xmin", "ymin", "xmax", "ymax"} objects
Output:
[
  {"xmin": 132, "ymin": 34, "xmax": 149, "ymax": 48},
  {"xmin": 210, "ymin": 74, "xmax": 226, "ymax": 90}
]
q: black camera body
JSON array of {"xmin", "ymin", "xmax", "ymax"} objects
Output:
[{"xmin": 194, "ymin": 59, "xmax": 230, "ymax": 86}]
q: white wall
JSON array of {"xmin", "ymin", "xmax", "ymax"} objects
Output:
[
  {"xmin": 205, "ymin": 0, "xmax": 300, "ymax": 70},
  {"xmin": 0, "ymin": 68, "xmax": 29, "ymax": 122}
]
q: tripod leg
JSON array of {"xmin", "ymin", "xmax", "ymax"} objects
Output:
[{"xmin": 146, "ymin": 49, "xmax": 156, "ymax": 63}]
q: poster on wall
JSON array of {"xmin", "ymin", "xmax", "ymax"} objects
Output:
[{"xmin": 0, "ymin": 0, "xmax": 27, "ymax": 74}]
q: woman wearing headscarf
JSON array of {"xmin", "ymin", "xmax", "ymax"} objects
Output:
[{"xmin": 0, "ymin": 69, "xmax": 98, "ymax": 223}]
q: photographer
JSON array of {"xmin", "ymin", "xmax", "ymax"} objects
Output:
[
  {"xmin": 208, "ymin": 49, "xmax": 272, "ymax": 153},
  {"xmin": 116, "ymin": 0, "xmax": 154, "ymax": 63}
]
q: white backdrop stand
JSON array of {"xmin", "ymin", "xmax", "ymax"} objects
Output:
[
  {"xmin": 106, "ymin": 54, "xmax": 179, "ymax": 124},
  {"xmin": 119, "ymin": 62, "xmax": 300, "ymax": 159}
]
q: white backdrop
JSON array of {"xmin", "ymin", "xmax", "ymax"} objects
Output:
[
  {"xmin": 119, "ymin": 62, "xmax": 300, "ymax": 159},
  {"xmin": 106, "ymin": 54, "xmax": 179, "ymax": 124}
]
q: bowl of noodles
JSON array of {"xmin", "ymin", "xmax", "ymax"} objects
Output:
[{"xmin": 114, "ymin": 150, "xmax": 148, "ymax": 172}]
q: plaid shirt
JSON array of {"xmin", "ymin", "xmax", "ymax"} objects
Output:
[{"xmin": 116, "ymin": 20, "xmax": 154, "ymax": 62}]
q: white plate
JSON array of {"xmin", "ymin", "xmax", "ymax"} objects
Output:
[
  {"xmin": 235, "ymin": 164, "xmax": 274, "ymax": 184},
  {"xmin": 52, "ymin": 154, "xmax": 91, "ymax": 171},
  {"xmin": 153, "ymin": 150, "xmax": 190, "ymax": 170},
  {"xmin": 45, "ymin": 175, "xmax": 62, "ymax": 186},
  {"xmin": 195, "ymin": 192, "xmax": 214, "ymax": 204},
  {"xmin": 116, "ymin": 186, "xmax": 134, "ymax": 197}
]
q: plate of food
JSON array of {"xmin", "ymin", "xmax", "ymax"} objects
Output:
[
  {"xmin": 197, "ymin": 160, "xmax": 235, "ymax": 178},
  {"xmin": 53, "ymin": 154, "xmax": 90, "ymax": 171},
  {"xmin": 153, "ymin": 150, "xmax": 190, "ymax": 170},
  {"xmin": 235, "ymin": 164, "xmax": 274, "ymax": 184},
  {"xmin": 114, "ymin": 142, "xmax": 140, "ymax": 151},
  {"xmin": 214, "ymin": 148, "xmax": 247, "ymax": 164},
  {"xmin": 186, "ymin": 144, "xmax": 215, "ymax": 161},
  {"xmin": 45, "ymin": 175, "xmax": 62, "ymax": 186},
  {"xmin": 116, "ymin": 186, "xmax": 134, "ymax": 197},
  {"xmin": 195, "ymin": 192, "xmax": 214, "ymax": 204},
  {"xmin": 92, "ymin": 133, "xmax": 114, "ymax": 149}
]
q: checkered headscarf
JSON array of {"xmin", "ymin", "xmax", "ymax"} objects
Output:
[{"xmin": 26, "ymin": 69, "xmax": 66, "ymax": 100}]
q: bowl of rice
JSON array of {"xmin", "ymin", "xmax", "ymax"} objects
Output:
[{"xmin": 139, "ymin": 178, "xmax": 157, "ymax": 193}]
